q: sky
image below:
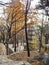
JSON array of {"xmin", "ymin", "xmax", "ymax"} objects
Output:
[
  {"xmin": 0, "ymin": 0, "xmax": 40, "ymax": 16},
  {"xmin": 0, "ymin": 0, "xmax": 40, "ymax": 9},
  {"xmin": 0, "ymin": 0, "xmax": 11, "ymax": 3},
  {"xmin": 31, "ymin": 0, "xmax": 40, "ymax": 9},
  {"xmin": 21, "ymin": 0, "xmax": 40, "ymax": 9},
  {"xmin": 0, "ymin": 0, "xmax": 47, "ymax": 23},
  {"xmin": 0, "ymin": 0, "xmax": 11, "ymax": 17}
]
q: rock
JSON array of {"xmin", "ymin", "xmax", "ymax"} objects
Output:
[
  {"xmin": 32, "ymin": 53, "xmax": 44, "ymax": 61},
  {"xmin": 41, "ymin": 44, "xmax": 49, "ymax": 65},
  {"xmin": 0, "ymin": 43, "xmax": 6, "ymax": 55},
  {"xmin": 41, "ymin": 53, "xmax": 49, "ymax": 65},
  {"xmin": 0, "ymin": 55, "xmax": 31, "ymax": 65}
]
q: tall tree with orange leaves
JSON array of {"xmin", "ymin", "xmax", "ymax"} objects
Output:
[
  {"xmin": 4, "ymin": 0, "xmax": 39, "ymax": 55},
  {"xmin": 4, "ymin": 0, "xmax": 25, "ymax": 53}
]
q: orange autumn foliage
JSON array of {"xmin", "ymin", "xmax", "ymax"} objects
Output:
[{"xmin": 5, "ymin": 0, "xmax": 39, "ymax": 34}]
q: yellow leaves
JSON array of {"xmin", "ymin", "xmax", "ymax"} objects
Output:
[
  {"xmin": 13, "ymin": 5, "xmax": 21, "ymax": 13},
  {"xmin": 12, "ymin": 0, "xmax": 21, "ymax": 6},
  {"xmin": 5, "ymin": 0, "xmax": 39, "ymax": 35},
  {"xmin": 11, "ymin": 12, "xmax": 25, "ymax": 24},
  {"xmin": 16, "ymin": 14, "xmax": 24, "ymax": 22},
  {"xmin": 12, "ymin": 21, "xmax": 37, "ymax": 33},
  {"xmin": 12, "ymin": 22, "xmax": 24, "ymax": 33}
]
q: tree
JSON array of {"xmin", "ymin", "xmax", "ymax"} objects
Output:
[
  {"xmin": 0, "ymin": 25, "xmax": 5, "ymax": 43},
  {"xmin": 24, "ymin": 0, "xmax": 31, "ymax": 57},
  {"xmin": 37, "ymin": 21, "xmax": 49, "ymax": 52},
  {"xmin": 3, "ymin": 0, "xmax": 25, "ymax": 53},
  {"xmin": 3, "ymin": 0, "xmax": 40, "ymax": 55},
  {"xmin": 37, "ymin": 23, "xmax": 45, "ymax": 52}
]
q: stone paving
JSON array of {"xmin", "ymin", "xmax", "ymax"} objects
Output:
[{"xmin": 0, "ymin": 55, "xmax": 31, "ymax": 65}]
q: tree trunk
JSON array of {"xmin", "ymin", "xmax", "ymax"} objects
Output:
[
  {"xmin": 24, "ymin": 0, "xmax": 30, "ymax": 57},
  {"xmin": 14, "ymin": 21, "xmax": 16, "ymax": 52},
  {"xmin": 6, "ymin": 42, "xmax": 8, "ymax": 55}
]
